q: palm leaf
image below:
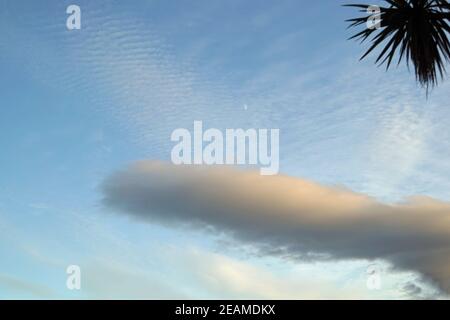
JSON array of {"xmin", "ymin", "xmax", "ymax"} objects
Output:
[{"xmin": 345, "ymin": 0, "xmax": 450, "ymax": 89}]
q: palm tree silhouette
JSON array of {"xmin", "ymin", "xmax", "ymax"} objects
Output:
[{"xmin": 345, "ymin": 0, "xmax": 450, "ymax": 89}]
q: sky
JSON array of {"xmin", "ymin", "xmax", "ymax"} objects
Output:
[{"xmin": 1, "ymin": 0, "xmax": 450, "ymax": 299}]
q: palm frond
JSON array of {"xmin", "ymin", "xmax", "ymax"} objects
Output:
[{"xmin": 345, "ymin": 0, "xmax": 450, "ymax": 89}]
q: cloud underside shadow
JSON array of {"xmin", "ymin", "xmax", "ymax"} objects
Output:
[{"xmin": 102, "ymin": 161, "xmax": 450, "ymax": 294}]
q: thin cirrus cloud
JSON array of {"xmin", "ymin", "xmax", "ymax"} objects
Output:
[{"xmin": 102, "ymin": 161, "xmax": 450, "ymax": 295}]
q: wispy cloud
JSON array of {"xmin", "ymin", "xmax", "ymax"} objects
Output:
[{"xmin": 0, "ymin": 273, "xmax": 54, "ymax": 299}]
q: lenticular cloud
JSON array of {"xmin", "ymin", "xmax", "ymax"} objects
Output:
[{"xmin": 102, "ymin": 161, "xmax": 450, "ymax": 294}]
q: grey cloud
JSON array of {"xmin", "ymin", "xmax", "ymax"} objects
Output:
[
  {"xmin": 102, "ymin": 161, "xmax": 450, "ymax": 295},
  {"xmin": 399, "ymin": 280, "xmax": 441, "ymax": 300},
  {"xmin": 400, "ymin": 281, "xmax": 423, "ymax": 299}
]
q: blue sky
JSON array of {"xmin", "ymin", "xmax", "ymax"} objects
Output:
[{"xmin": 1, "ymin": 0, "xmax": 450, "ymax": 299}]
